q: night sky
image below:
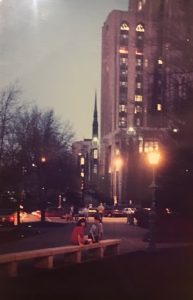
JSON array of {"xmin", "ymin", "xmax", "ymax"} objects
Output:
[{"xmin": 0, "ymin": 0, "xmax": 128, "ymax": 140}]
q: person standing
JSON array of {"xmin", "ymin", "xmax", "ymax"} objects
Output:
[
  {"xmin": 97, "ymin": 203, "xmax": 105, "ymax": 221},
  {"xmin": 69, "ymin": 205, "xmax": 74, "ymax": 223}
]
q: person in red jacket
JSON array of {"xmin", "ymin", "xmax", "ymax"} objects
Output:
[{"xmin": 70, "ymin": 218, "xmax": 92, "ymax": 246}]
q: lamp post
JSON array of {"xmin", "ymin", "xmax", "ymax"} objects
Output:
[
  {"xmin": 114, "ymin": 156, "xmax": 123, "ymax": 206},
  {"xmin": 40, "ymin": 156, "xmax": 47, "ymax": 223},
  {"xmin": 147, "ymin": 150, "xmax": 160, "ymax": 252}
]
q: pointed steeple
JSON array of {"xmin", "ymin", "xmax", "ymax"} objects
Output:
[{"xmin": 92, "ymin": 90, "xmax": 98, "ymax": 138}]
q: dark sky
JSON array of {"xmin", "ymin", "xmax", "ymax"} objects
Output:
[{"xmin": 0, "ymin": 0, "xmax": 128, "ymax": 140}]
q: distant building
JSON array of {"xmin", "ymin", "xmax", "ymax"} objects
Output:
[
  {"xmin": 100, "ymin": 0, "xmax": 193, "ymax": 206},
  {"xmin": 72, "ymin": 92, "xmax": 99, "ymax": 195}
]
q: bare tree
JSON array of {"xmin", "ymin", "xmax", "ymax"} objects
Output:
[{"xmin": 0, "ymin": 84, "xmax": 22, "ymax": 166}]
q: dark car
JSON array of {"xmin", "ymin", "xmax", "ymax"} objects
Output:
[
  {"xmin": 111, "ymin": 207, "xmax": 125, "ymax": 217},
  {"xmin": 103, "ymin": 205, "xmax": 114, "ymax": 217},
  {"xmin": 134, "ymin": 208, "xmax": 151, "ymax": 227},
  {"xmin": 45, "ymin": 207, "xmax": 66, "ymax": 217},
  {"xmin": 104, "ymin": 205, "xmax": 125, "ymax": 217}
]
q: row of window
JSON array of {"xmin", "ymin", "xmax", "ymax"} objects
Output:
[
  {"xmin": 118, "ymin": 22, "xmax": 145, "ymax": 129},
  {"xmin": 138, "ymin": 139, "xmax": 159, "ymax": 154},
  {"xmin": 120, "ymin": 23, "xmax": 145, "ymax": 32}
]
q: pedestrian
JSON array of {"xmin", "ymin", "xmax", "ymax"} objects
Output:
[
  {"xmin": 73, "ymin": 205, "xmax": 79, "ymax": 222},
  {"xmin": 82, "ymin": 206, "xmax": 89, "ymax": 221},
  {"xmin": 69, "ymin": 205, "xmax": 74, "ymax": 223},
  {"xmin": 97, "ymin": 202, "xmax": 105, "ymax": 221},
  {"xmin": 88, "ymin": 215, "xmax": 104, "ymax": 243},
  {"xmin": 70, "ymin": 218, "xmax": 92, "ymax": 246}
]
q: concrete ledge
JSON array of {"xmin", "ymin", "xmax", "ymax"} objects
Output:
[{"xmin": 0, "ymin": 239, "xmax": 121, "ymax": 277}]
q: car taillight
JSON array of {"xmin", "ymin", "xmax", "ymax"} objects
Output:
[{"xmin": 9, "ymin": 215, "xmax": 14, "ymax": 222}]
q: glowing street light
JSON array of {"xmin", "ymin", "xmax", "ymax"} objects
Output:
[
  {"xmin": 113, "ymin": 156, "xmax": 123, "ymax": 206},
  {"xmin": 41, "ymin": 156, "xmax": 46, "ymax": 163},
  {"xmin": 147, "ymin": 149, "xmax": 160, "ymax": 252},
  {"xmin": 114, "ymin": 157, "xmax": 123, "ymax": 171}
]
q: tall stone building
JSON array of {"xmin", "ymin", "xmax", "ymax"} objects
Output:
[{"xmin": 100, "ymin": 0, "xmax": 193, "ymax": 206}]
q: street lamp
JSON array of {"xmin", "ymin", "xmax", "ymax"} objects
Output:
[
  {"xmin": 147, "ymin": 150, "xmax": 160, "ymax": 252},
  {"xmin": 40, "ymin": 156, "xmax": 47, "ymax": 223},
  {"xmin": 114, "ymin": 156, "xmax": 123, "ymax": 206}
]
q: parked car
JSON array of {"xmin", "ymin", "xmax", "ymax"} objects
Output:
[
  {"xmin": 45, "ymin": 207, "xmax": 66, "ymax": 217},
  {"xmin": 111, "ymin": 207, "xmax": 126, "ymax": 217},
  {"xmin": 134, "ymin": 208, "xmax": 151, "ymax": 227},
  {"xmin": 0, "ymin": 209, "xmax": 27, "ymax": 226},
  {"xmin": 78, "ymin": 207, "xmax": 98, "ymax": 217},
  {"xmin": 103, "ymin": 205, "xmax": 114, "ymax": 217},
  {"xmin": 104, "ymin": 205, "xmax": 125, "ymax": 217},
  {"xmin": 0, "ymin": 209, "xmax": 15, "ymax": 226},
  {"xmin": 88, "ymin": 207, "xmax": 98, "ymax": 216},
  {"xmin": 122, "ymin": 207, "xmax": 136, "ymax": 216}
]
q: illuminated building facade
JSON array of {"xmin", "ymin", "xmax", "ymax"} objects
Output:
[{"xmin": 100, "ymin": 0, "xmax": 193, "ymax": 205}]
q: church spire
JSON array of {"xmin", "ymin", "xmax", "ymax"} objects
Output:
[{"xmin": 92, "ymin": 90, "xmax": 98, "ymax": 138}]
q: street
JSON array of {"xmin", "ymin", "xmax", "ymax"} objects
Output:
[{"xmin": 0, "ymin": 217, "xmax": 148, "ymax": 255}]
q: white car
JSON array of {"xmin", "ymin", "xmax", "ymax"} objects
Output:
[{"xmin": 122, "ymin": 208, "xmax": 135, "ymax": 216}]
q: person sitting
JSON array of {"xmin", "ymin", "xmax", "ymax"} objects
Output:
[
  {"xmin": 88, "ymin": 215, "xmax": 104, "ymax": 243},
  {"xmin": 70, "ymin": 218, "xmax": 92, "ymax": 246}
]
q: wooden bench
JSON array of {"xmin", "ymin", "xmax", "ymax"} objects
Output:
[{"xmin": 0, "ymin": 239, "xmax": 120, "ymax": 277}]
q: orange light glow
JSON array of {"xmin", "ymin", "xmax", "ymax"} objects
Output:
[
  {"xmin": 114, "ymin": 157, "xmax": 123, "ymax": 171},
  {"xmin": 147, "ymin": 151, "xmax": 160, "ymax": 165}
]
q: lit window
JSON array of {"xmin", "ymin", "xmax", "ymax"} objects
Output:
[
  {"xmin": 119, "ymin": 117, "xmax": 126, "ymax": 127},
  {"xmin": 144, "ymin": 141, "xmax": 159, "ymax": 153},
  {"xmin": 120, "ymin": 34, "xmax": 128, "ymax": 39},
  {"xmin": 136, "ymin": 24, "xmax": 145, "ymax": 32},
  {"xmin": 120, "ymin": 57, "xmax": 128, "ymax": 64},
  {"xmin": 93, "ymin": 165, "xmax": 98, "ymax": 174},
  {"xmin": 120, "ymin": 70, "xmax": 128, "ymax": 76},
  {"xmin": 158, "ymin": 59, "xmax": 163, "ymax": 64},
  {"xmin": 136, "ymin": 50, "xmax": 143, "ymax": 55},
  {"xmin": 157, "ymin": 104, "xmax": 162, "ymax": 111},
  {"xmin": 136, "ymin": 82, "xmax": 142, "ymax": 89},
  {"xmin": 135, "ymin": 95, "xmax": 143, "ymax": 102},
  {"xmin": 136, "ymin": 58, "xmax": 142, "ymax": 66},
  {"xmin": 127, "ymin": 127, "xmax": 135, "ymax": 134},
  {"xmin": 115, "ymin": 149, "xmax": 120, "ymax": 155},
  {"xmin": 93, "ymin": 149, "xmax": 98, "ymax": 159},
  {"xmin": 120, "ymin": 81, "xmax": 127, "ymax": 87},
  {"xmin": 80, "ymin": 172, "xmax": 84, "ymax": 178},
  {"xmin": 119, "ymin": 104, "xmax": 127, "ymax": 112},
  {"xmin": 119, "ymin": 49, "xmax": 128, "ymax": 54},
  {"xmin": 136, "ymin": 118, "xmax": 141, "ymax": 126},
  {"xmin": 144, "ymin": 59, "xmax": 148, "ymax": 67},
  {"xmin": 138, "ymin": 1, "xmax": 143, "ymax": 10},
  {"xmin": 139, "ymin": 143, "xmax": 143, "ymax": 153},
  {"xmin": 134, "ymin": 105, "xmax": 142, "ymax": 113},
  {"xmin": 120, "ymin": 23, "xmax": 129, "ymax": 31},
  {"xmin": 80, "ymin": 157, "xmax": 85, "ymax": 165}
]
